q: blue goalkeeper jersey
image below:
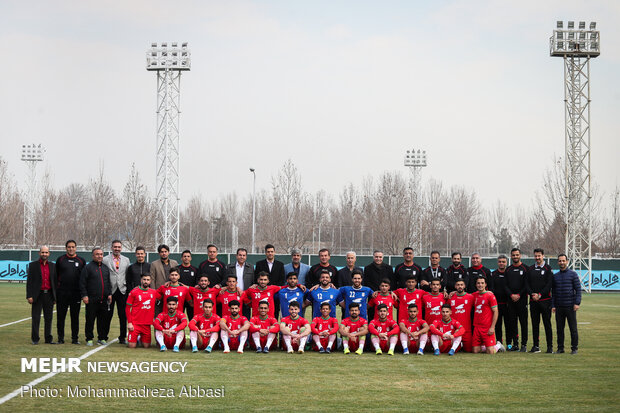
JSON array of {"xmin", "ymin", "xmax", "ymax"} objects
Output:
[
  {"xmin": 277, "ymin": 287, "xmax": 306, "ymax": 318},
  {"xmin": 338, "ymin": 285, "xmax": 373, "ymax": 319},
  {"xmin": 308, "ymin": 287, "xmax": 339, "ymax": 319}
]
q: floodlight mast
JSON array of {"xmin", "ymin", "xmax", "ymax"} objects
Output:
[
  {"xmin": 146, "ymin": 42, "xmax": 190, "ymax": 253},
  {"xmin": 404, "ymin": 148, "xmax": 427, "ymax": 254},
  {"xmin": 550, "ymin": 21, "xmax": 600, "ymax": 292},
  {"xmin": 20, "ymin": 144, "xmax": 44, "ymax": 247}
]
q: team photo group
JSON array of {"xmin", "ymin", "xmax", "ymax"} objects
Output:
[{"xmin": 26, "ymin": 240, "xmax": 582, "ymax": 356}]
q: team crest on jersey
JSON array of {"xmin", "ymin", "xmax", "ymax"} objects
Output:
[
  {"xmin": 191, "ymin": 271, "xmax": 195, "ymax": 276},
  {"xmin": 75, "ymin": 262, "xmax": 79, "ymax": 267},
  {"xmin": 520, "ymin": 270, "xmax": 523, "ymax": 275},
  {"xmin": 541, "ymin": 270, "xmax": 545, "ymax": 275},
  {"xmin": 216, "ymin": 267, "xmax": 219, "ymax": 272}
]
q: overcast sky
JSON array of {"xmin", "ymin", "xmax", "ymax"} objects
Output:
[{"xmin": 1, "ymin": 0, "xmax": 618, "ymax": 213}]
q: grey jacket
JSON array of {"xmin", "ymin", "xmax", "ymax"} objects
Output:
[{"xmin": 102, "ymin": 254, "xmax": 131, "ymax": 295}]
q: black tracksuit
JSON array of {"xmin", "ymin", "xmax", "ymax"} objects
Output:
[
  {"xmin": 363, "ymin": 263, "xmax": 395, "ymax": 291},
  {"xmin": 491, "ymin": 269, "xmax": 510, "ymax": 344},
  {"xmin": 504, "ymin": 263, "xmax": 529, "ymax": 347},
  {"xmin": 126, "ymin": 261, "xmax": 151, "ymax": 291},
  {"xmin": 305, "ymin": 264, "xmax": 339, "ymax": 288},
  {"xmin": 199, "ymin": 259, "xmax": 227, "ymax": 286},
  {"xmin": 394, "ymin": 262, "xmax": 422, "ymax": 289},
  {"xmin": 420, "ymin": 266, "xmax": 446, "ymax": 292},
  {"xmin": 55, "ymin": 254, "xmax": 86, "ymax": 342},
  {"xmin": 179, "ymin": 264, "xmax": 199, "ymax": 319},
  {"xmin": 527, "ymin": 264, "xmax": 554, "ymax": 349},
  {"xmin": 445, "ymin": 264, "xmax": 469, "ymax": 294},
  {"xmin": 467, "ymin": 266, "xmax": 492, "ymax": 293},
  {"xmin": 80, "ymin": 261, "xmax": 112, "ymax": 341}
]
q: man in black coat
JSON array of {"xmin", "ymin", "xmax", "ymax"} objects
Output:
[
  {"xmin": 363, "ymin": 250, "xmax": 394, "ymax": 291},
  {"xmin": 80, "ymin": 247, "xmax": 112, "ymax": 346},
  {"xmin": 254, "ymin": 244, "xmax": 285, "ymax": 286},
  {"xmin": 26, "ymin": 246, "xmax": 57, "ymax": 344},
  {"xmin": 55, "ymin": 240, "xmax": 86, "ymax": 344}
]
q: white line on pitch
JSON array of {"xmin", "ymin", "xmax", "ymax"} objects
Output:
[
  {"xmin": 0, "ymin": 338, "xmax": 118, "ymax": 405},
  {"xmin": 1, "ymin": 305, "xmax": 85, "ymax": 328}
]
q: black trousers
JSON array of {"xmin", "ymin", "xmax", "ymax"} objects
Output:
[
  {"xmin": 31, "ymin": 291, "xmax": 54, "ymax": 343},
  {"xmin": 530, "ymin": 299, "xmax": 553, "ymax": 348},
  {"xmin": 85, "ymin": 300, "xmax": 110, "ymax": 341},
  {"xmin": 507, "ymin": 297, "xmax": 528, "ymax": 346},
  {"xmin": 107, "ymin": 289, "xmax": 127, "ymax": 341},
  {"xmin": 56, "ymin": 290, "xmax": 81, "ymax": 341},
  {"xmin": 495, "ymin": 302, "xmax": 511, "ymax": 344},
  {"xmin": 555, "ymin": 306, "xmax": 578, "ymax": 351}
]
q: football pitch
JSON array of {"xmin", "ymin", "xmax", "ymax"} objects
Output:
[{"xmin": 1, "ymin": 283, "xmax": 619, "ymax": 412}]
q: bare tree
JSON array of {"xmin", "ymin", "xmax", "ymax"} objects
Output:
[
  {"xmin": 122, "ymin": 163, "xmax": 156, "ymax": 250},
  {"xmin": 84, "ymin": 163, "xmax": 118, "ymax": 248},
  {"xmin": 599, "ymin": 186, "xmax": 620, "ymax": 257},
  {"xmin": 0, "ymin": 157, "xmax": 23, "ymax": 246}
]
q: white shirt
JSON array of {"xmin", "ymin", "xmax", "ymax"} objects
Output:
[
  {"xmin": 267, "ymin": 261, "xmax": 273, "ymax": 272},
  {"xmin": 236, "ymin": 262, "xmax": 245, "ymax": 291}
]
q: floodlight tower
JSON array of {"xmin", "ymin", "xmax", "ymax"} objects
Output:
[
  {"xmin": 404, "ymin": 149, "xmax": 427, "ymax": 254},
  {"xmin": 21, "ymin": 144, "xmax": 44, "ymax": 247},
  {"xmin": 550, "ymin": 21, "xmax": 600, "ymax": 292},
  {"xmin": 146, "ymin": 42, "xmax": 191, "ymax": 253}
]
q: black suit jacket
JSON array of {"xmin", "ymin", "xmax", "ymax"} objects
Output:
[
  {"xmin": 254, "ymin": 259, "xmax": 285, "ymax": 286},
  {"xmin": 26, "ymin": 260, "xmax": 57, "ymax": 301}
]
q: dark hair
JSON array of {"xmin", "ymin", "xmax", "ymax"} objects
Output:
[
  {"xmin": 227, "ymin": 274, "xmax": 237, "ymax": 281},
  {"xmin": 349, "ymin": 302, "xmax": 360, "ymax": 310},
  {"xmin": 403, "ymin": 247, "xmax": 413, "ymax": 254},
  {"xmin": 140, "ymin": 273, "xmax": 151, "ymax": 278},
  {"xmin": 441, "ymin": 303, "xmax": 451, "ymax": 310},
  {"xmin": 406, "ymin": 275, "xmax": 416, "ymax": 282},
  {"xmin": 511, "ymin": 248, "xmax": 520, "ymax": 253},
  {"xmin": 318, "ymin": 248, "xmax": 330, "ymax": 255},
  {"xmin": 265, "ymin": 244, "xmax": 275, "ymax": 251},
  {"xmin": 320, "ymin": 269, "xmax": 332, "ymax": 276},
  {"xmin": 237, "ymin": 248, "xmax": 247, "ymax": 255},
  {"xmin": 111, "ymin": 240, "xmax": 122, "ymax": 246},
  {"xmin": 534, "ymin": 248, "xmax": 544, "ymax": 255},
  {"xmin": 157, "ymin": 244, "xmax": 169, "ymax": 253},
  {"xmin": 451, "ymin": 252, "xmax": 461, "ymax": 258},
  {"xmin": 182, "ymin": 249, "xmax": 192, "ymax": 255},
  {"xmin": 135, "ymin": 246, "xmax": 145, "ymax": 253},
  {"xmin": 167, "ymin": 296, "xmax": 178, "ymax": 303},
  {"xmin": 558, "ymin": 253, "xmax": 568, "ymax": 260},
  {"xmin": 288, "ymin": 301, "xmax": 300, "ymax": 309},
  {"xmin": 431, "ymin": 279, "xmax": 441, "ymax": 284},
  {"xmin": 377, "ymin": 303, "xmax": 388, "ymax": 311},
  {"xmin": 408, "ymin": 303, "xmax": 418, "ymax": 310},
  {"xmin": 228, "ymin": 300, "xmax": 240, "ymax": 307},
  {"xmin": 198, "ymin": 275, "xmax": 209, "ymax": 280},
  {"xmin": 351, "ymin": 269, "xmax": 363, "ymax": 277},
  {"xmin": 498, "ymin": 254, "xmax": 508, "ymax": 261},
  {"xmin": 286, "ymin": 272, "xmax": 298, "ymax": 279},
  {"xmin": 455, "ymin": 279, "xmax": 465, "ymax": 284},
  {"xmin": 320, "ymin": 302, "xmax": 331, "ymax": 309},
  {"xmin": 380, "ymin": 278, "xmax": 391, "ymax": 286},
  {"xmin": 476, "ymin": 276, "xmax": 487, "ymax": 284},
  {"xmin": 257, "ymin": 271, "xmax": 270, "ymax": 279},
  {"xmin": 203, "ymin": 298, "xmax": 214, "ymax": 305},
  {"xmin": 207, "ymin": 244, "xmax": 217, "ymax": 251},
  {"xmin": 169, "ymin": 267, "xmax": 179, "ymax": 275},
  {"xmin": 65, "ymin": 240, "xmax": 77, "ymax": 247},
  {"xmin": 258, "ymin": 301, "xmax": 270, "ymax": 308},
  {"xmin": 430, "ymin": 250, "xmax": 440, "ymax": 257}
]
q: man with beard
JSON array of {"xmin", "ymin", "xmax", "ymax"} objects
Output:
[
  {"xmin": 505, "ymin": 248, "xmax": 529, "ymax": 352},
  {"xmin": 394, "ymin": 247, "xmax": 422, "ymax": 289},
  {"xmin": 445, "ymin": 252, "xmax": 469, "ymax": 296}
]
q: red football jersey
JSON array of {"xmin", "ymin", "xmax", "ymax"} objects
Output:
[
  {"xmin": 430, "ymin": 318, "xmax": 464, "ymax": 337},
  {"xmin": 422, "ymin": 293, "xmax": 445, "ymax": 325},
  {"xmin": 401, "ymin": 318, "xmax": 427, "ymax": 334},
  {"xmin": 242, "ymin": 285, "xmax": 281, "ymax": 318},
  {"xmin": 341, "ymin": 317, "xmax": 368, "ymax": 334},
  {"xmin": 449, "ymin": 293, "xmax": 474, "ymax": 332},
  {"xmin": 473, "ymin": 291, "xmax": 498, "ymax": 329},
  {"xmin": 222, "ymin": 314, "xmax": 249, "ymax": 331},
  {"xmin": 250, "ymin": 316, "xmax": 280, "ymax": 333},
  {"xmin": 369, "ymin": 294, "xmax": 396, "ymax": 320},
  {"xmin": 154, "ymin": 311, "xmax": 188, "ymax": 332},
  {"xmin": 189, "ymin": 286, "xmax": 219, "ymax": 314},
  {"xmin": 125, "ymin": 287, "xmax": 157, "ymax": 325},
  {"xmin": 189, "ymin": 313, "xmax": 220, "ymax": 332},
  {"xmin": 280, "ymin": 315, "xmax": 309, "ymax": 334},
  {"xmin": 394, "ymin": 288, "xmax": 425, "ymax": 321},
  {"xmin": 217, "ymin": 289, "xmax": 242, "ymax": 317},
  {"xmin": 310, "ymin": 317, "xmax": 339, "ymax": 335},
  {"xmin": 368, "ymin": 318, "xmax": 399, "ymax": 336},
  {"xmin": 156, "ymin": 284, "xmax": 190, "ymax": 309}
]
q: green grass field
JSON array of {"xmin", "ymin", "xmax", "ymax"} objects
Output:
[{"xmin": 1, "ymin": 282, "xmax": 619, "ymax": 412}]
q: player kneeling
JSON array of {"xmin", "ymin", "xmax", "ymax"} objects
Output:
[
  {"xmin": 249, "ymin": 301, "xmax": 279, "ymax": 353},
  {"xmin": 472, "ymin": 276, "xmax": 505, "ymax": 354},
  {"xmin": 368, "ymin": 304, "xmax": 399, "ymax": 355},
  {"xmin": 429, "ymin": 304, "xmax": 464, "ymax": 356},
  {"xmin": 188, "ymin": 298, "xmax": 220, "ymax": 353},
  {"xmin": 220, "ymin": 300, "xmax": 250, "ymax": 353},
  {"xmin": 311, "ymin": 303, "xmax": 339, "ymax": 353},
  {"xmin": 339, "ymin": 302, "xmax": 368, "ymax": 355},
  {"xmin": 399, "ymin": 304, "xmax": 429, "ymax": 355},
  {"xmin": 126, "ymin": 273, "xmax": 156, "ymax": 348},
  {"xmin": 154, "ymin": 296, "xmax": 188, "ymax": 352},
  {"xmin": 280, "ymin": 301, "xmax": 310, "ymax": 353}
]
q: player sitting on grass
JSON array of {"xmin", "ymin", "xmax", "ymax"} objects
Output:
[
  {"xmin": 368, "ymin": 303, "xmax": 399, "ymax": 355},
  {"xmin": 126, "ymin": 273, "xmax": 156, "ymax": 348},
  {"xmin": 472, "ymin": 276, "xmax": 505, "ymax": 354},
  {"xmin": 219, "ymin": 300, "xmax": 250, "ymax": 353},
  {"xmin": 429, "ymin": 304, "xmax": 464, "ymax": 356},
  {"xmin": 339, "ymin": 302, "xmax": 368, "ymax": 355},
  {"xmin": 249, "ymin": 301, "xmax": 279, "ymax": 353},
  {"xmin": 154, "ymin": 296, "xmax": 188, "ymax": 352},
  {"xmin": 399, "ymin": 304, "xmax": 429, "ymax": 355},
  {"xmin": 280, "ymin": 301, "xmax": 310, "ymax": 354},
  {"xmin": 188, "ymin": 298, "xmax": 220, "ymax": 353},
  {"xmin": 311, "ymin": 302, "xmax": 339, "ymax": 353}
]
